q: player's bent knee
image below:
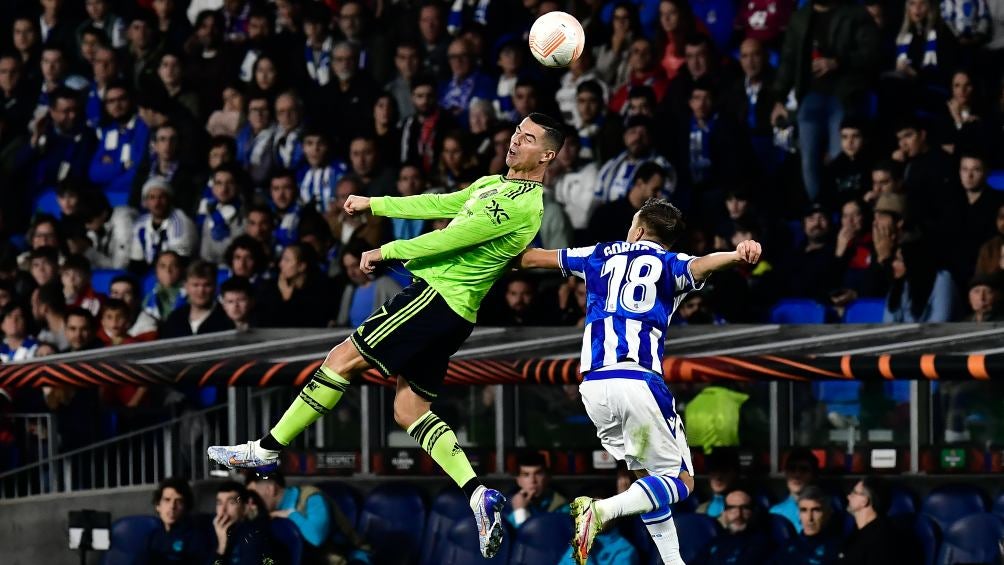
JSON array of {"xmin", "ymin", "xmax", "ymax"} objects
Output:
[
  {"xmin": 323, "ymin": 338, "xmax": 369, "ymax": 377},
  {"xmin": 392, "ymin": 387, "xmax": 430, "ymax": 429}
]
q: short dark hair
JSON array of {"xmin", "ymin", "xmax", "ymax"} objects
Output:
[
  {"xmin": 216, "ymin": 480, "xmax": 248, "ymax": 499},
  {"xmin": 29, "ymin": 246, "xmax": 60, "ymax": 265},
  {"xmin": 269, "ymin": 168, "xmax": 298, "ymax": 186},
  {"xmin": 50, "ymin": 87, "xmax": 80, "ymax": 107},
  {"xmin": 872, "ymin": 159, "xmax": 903, "ymax": 180},
  {"xmin": 958, "ymin": 152, "xmax": 987, "ymax": 167},
  {"xmin": 65, "ymin": 306, "xmax": 95, "ymax": 326},
  {"xmin": 209, "ymin": 135, "xmax": 237, "ymax": 155},
  {"xmin": 152, "ymin": 477, "xmax": 194, "ymax": 508},
  {"xmin": 110, "ymin": 274, "xmax": 139, "ymax": 296},
  {"xmin": 186, "ymin": 260, "xmax": 217, "ymax": 284},
  {"xmin": 576, "ymin": 80, "xmax": 604, "ymax": 100},
  {"xmin": 100, "ymin": 298, "xmax": 130, "ymax": 317},
  {"xmin": 411, "ymin": 75, "xmax": 438, "ymax": 93},
  {"xmin": 526, "ymin": 113, "xmax": 565, "ymax": 151},
  {"xmin": 62, "ymin": 254, "xmax": 92, "ymax": 276},
  {"xmin": 637, "ymin": 198, "xmax": 685, "ymax": 247},
  {"xmin": 860, "ymin": 476, "xmax": 891, "ymax": 516},
  {"xmin": 633, "ymin": 162, "xmax": 666, "ymax": 186},
  {"xmin": 516, "ymin": 451, "xmax": 549, "ymax": 471},
  {"xmin": 220, "ymin": 276, "xmax": 253, "ymax": 298},
  {"xmin": 224, "ymin": 235, "xmax": 267, "ymax": 271}
]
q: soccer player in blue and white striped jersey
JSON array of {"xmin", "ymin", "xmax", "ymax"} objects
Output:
[{"xmin": 520, "ymin": 198, "xmax": 762, "ymax": 565}]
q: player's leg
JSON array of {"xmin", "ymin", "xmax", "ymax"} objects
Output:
[
  {"xmin": 572, "ymin": 374, "xmax": 693, "ymax": 564},
  {"xmin": 207, "ymin": 337, "xmax": 369, "ymax": 468},
  {"xmin": 395, "ymin": 332, "xmax": 506, "ymax": 558}
]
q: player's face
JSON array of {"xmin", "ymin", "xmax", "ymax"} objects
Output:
[
  {"xmin": 798, "ymin": 500, "xmax": 827, "ymax": 536},
  {"xmin": 216, "ymin": 490, "xmax": 245, "ymax": 522},
  {"xmin": 723, "ymin": 491, "xmax": 753, "ymax": 534},
  {"xmin": 156, "ymin": 487, "xmax": 186, "ymax": 527},
  {"xmin": 505, "ymin": 118, "xmax": 554, "ymax": 171},
  {"xmin": 959, "ymin": 157, "xmax": 985, "ymax": 191},
  {"xmin": 516, "ymin": 465, "xmax": 548, "ymax": 495}
]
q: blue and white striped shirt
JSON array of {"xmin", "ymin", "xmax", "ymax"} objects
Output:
[
  {"xmin": 595, "ymin": 151, "xmax": 675, "ymax": 202},
  {"xmin": 558, "ymin": 240, "xmax": 703, "ymax": 374}
]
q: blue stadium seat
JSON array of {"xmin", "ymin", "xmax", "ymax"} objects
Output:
[
  {"xmin": 32, "ymin": 189, "xmax": 61, "ymax": 218},
  {"xmin": 922, "ymin": 484, "xmax": 989, "ymax": 532},
  {"xmin": 358, "ymin": 483, "xmax": 427, "ymax": 565},
  {"xmin": 769, "ymin": 299, "xmax": 826, "ymax": 324},
  {"xmin": 102, "ymin": 515, "xmax": 160, "ymax": 565},
  {"xmin": 889, "ymin": 485, "xmax": 918, "ymax": 517},
  {"xmin": 936, "ymin": 513, "xmax": 1004, "ymax": 565},
  {"xmin": 673, "ymin": 514, "xmax": 720, "ymax": 563},
  {"xmin": 106, "ymin": 189, "xmax": 130, "ymax": 209},
  {"xmin": 768, "ymin": 512, "xmax": 796, "ymax": 547},
  {"xmin": 914, "ymin": 514, "xmax": 940, "ymax": 565},
  {"xmin": 440, "ymin": 514, "xmax": 510, "ymax": 565},
  {"xmin": 623, "ymin": 515, "xmax": 657, "ymax": 563},
  {"xmin": 92, "ymin": 269, "xmax": 125, "ymax": 296},
  {"xmin": 993, "ymin": 492, "xmax": 1004, "ymax": 519},
  {"xmin": 843, "ymin": 298, "xmax": 886, "ymax": 323},
  {"xmin": 988, "ymin": 170, "xmax": 1004, "ymax": 191},
  {"xmin": 509, "ymin": 513, "xmax": 574, "ymax": 565},
  {"xmin": 420, "ymin": 489, "xmax": 470, "ymax": 565},
  {"xmin": 318, "ymin": 482, "xmax": 361, "ymax": 528},
  {"xmin": 270, "ymin": 517, "xmax": 304, "ymax": 565}
]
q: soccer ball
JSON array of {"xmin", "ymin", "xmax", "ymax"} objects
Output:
[{"xmin": 528, "ymin": 11, "xmax": 585, "ymax": 68}]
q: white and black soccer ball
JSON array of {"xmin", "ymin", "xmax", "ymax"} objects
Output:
[{"xmin": 528, "ymin": 11, "xmax": 586, "ymax": 68}]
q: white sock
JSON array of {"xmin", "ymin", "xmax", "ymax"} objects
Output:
[
  {"xmin": 645, "ymin": 516, "xmax": 684, "ymax": 565},
  {"xmin": 594, "ymin": 481, "xmax": 657, "ymax": 522},
  {"xmin": 469, "ymin": 484, "xmax": 486, "ymax": 510},
  {"xmin": 252, "ymin": 439, "xmax": 278, "ymax": 459}
]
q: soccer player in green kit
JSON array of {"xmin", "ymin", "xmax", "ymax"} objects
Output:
[{"xmin": 208, "ymin": 113, "xmax": 565, "ymax": 558}]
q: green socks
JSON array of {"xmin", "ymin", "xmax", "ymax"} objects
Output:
[
  {"xmin": 408, "ymin": 411, "xmax": 477, "ymax": 488},
  {"xmin": 267, "ymin": 366, "xmax": 350, "ymax": 447}
]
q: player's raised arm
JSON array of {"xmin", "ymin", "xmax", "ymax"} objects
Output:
[
  {"xmin": 690, "ymin": 240, "xmax": 762, "ymax": 282},
  {"xmin": 517, "ymin": 248, "xmax": 561, "ymax": 269},
  {"xmin": 344, "ymin": 184, "xmax": 477, "ymax": 220}
]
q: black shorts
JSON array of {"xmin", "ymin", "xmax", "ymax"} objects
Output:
[{"xmin": 350, "ymin": 279, "xmax": 474, "ymax": 400}]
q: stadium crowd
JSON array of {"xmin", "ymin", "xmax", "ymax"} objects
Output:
[
  {"xmin": 0, "ymin": 0, "xmax": 1002, "ymax": 471},
  {"xmin": 122, "ymin": 450, "xmax": 956, "ymax": 564}
]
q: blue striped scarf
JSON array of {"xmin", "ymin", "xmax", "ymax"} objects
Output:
[{"xmin": 896, "ymin": 27, "xmax": 938, "ymax": 69}]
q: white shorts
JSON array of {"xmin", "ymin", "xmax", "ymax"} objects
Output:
[{"xmin": 579, "ymin": 368, "xmax": 694, "ymax": 477}]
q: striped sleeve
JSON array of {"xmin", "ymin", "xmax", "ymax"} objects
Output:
[
  {"xmin": 665, "ymin": 252, "xmax": 706, "ymax": 294},
  {"xmin": 558, "ymin": 246, "xmax": 595, "ymax": 278}
]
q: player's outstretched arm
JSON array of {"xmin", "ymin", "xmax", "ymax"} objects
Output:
[
  {"xmin": 376, "ymin": 200, "xmax": 515, "ymax": 263},
  {"xmin": 690, "ymin": 240, "xmax": 762, "ymax": 282},
  {"xmin": 517, "ymin": 248, "xmax": 561, "ymax": 270},
  {"xmin": 344, "ymin": 185, "xmax": 475, "ymax": 220}
]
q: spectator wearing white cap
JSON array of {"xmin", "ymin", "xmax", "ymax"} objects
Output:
[{"xmin": 129, "ymin": 176, "xmax": 197, "ymax": 270}]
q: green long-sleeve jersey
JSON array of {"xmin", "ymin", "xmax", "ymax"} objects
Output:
[{"xmin": 370, "ymin": 175, "xmax": 544, "ymax": 322}]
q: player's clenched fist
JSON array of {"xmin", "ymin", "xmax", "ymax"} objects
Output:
[
  {"xmin": 344, "ymin": 195, "xmax": 371, "ymax": 215},
  {"xmin": 736, "ymin": 240, "xmax": 762, "ymax": 264}
]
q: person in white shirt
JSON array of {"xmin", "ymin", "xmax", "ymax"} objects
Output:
[
  {"xmin": 129, "ymin": 176, "xmax": 198, "ymax": 268},
  {"xmin": 551, "ymin": 134, "xmax": 601, "ymax": 236}
]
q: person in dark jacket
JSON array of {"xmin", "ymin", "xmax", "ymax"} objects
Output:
[
  {"xmin": 146, "ymin": 477, "xmax": 210, "ymax": 565},
  {"xmin": 256, "ymin": 242, "xmax": 337, "ymax": 327},
  {"xmin": 210, "ymin": 481, "xmax": 277, "ymax": 565},
  {"xmin": 768, "ymin": 485, "xmax": 844, "ymax": 565},
  {"xmin": 838, "ymin": 477, "xmax": 919, "ymax": 564},
  {"xmin": 697, "ymin": 485, "xmax": 772, "ymax": 565},
  {"xmin": 770, "ymin": 0, "xmax": 880, "ymax": 203},
  {"xmin": 161, "ymin": 261, "xmax": 235, "ymax": 338}
]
